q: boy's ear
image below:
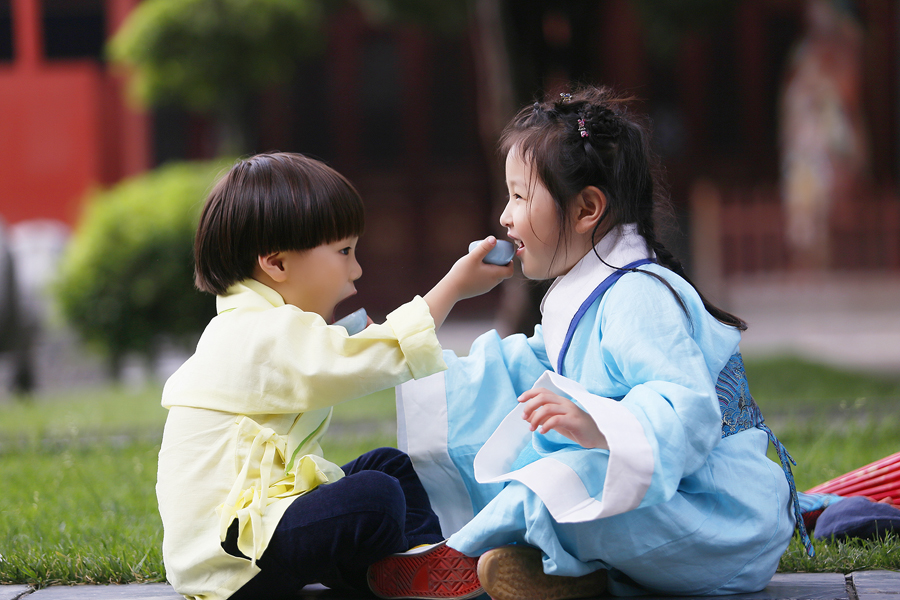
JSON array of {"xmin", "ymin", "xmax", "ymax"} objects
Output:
[
  {"xmin": 257, "ymin": 253, "xmax": 288, "ymax": 283},
  {"xmin": 572, "ymin": 186, "xmax": 606, "ymax": 234}
]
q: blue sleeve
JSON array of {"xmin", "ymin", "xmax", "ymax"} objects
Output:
[
  {"xmin": 397, "ymin": 324, "xmax": 552, "ymax": 531},
  {"xmin": 445, "ymin": 326, "xmax": 551, "ymax": 427},
  {"xmin": 442, "ymin": 327, "xmax": 551, "ymax": 509}
]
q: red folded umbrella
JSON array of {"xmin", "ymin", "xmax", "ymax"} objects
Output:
[{"xmin": 806, "ymin": 451, "xmax": 900, "ymax": 506}]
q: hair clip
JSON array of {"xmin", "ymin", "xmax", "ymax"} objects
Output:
[
  {"xmin": 559, "ymin": 93, "xmax": 572, "ymax": 103},
  {"xmin": 577, "ymin": 118, "xmax": 588, "ymax": 138}
]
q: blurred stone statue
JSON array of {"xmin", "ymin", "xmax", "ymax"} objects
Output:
[
  {"xmin": 0, "ymin": 219, "xmax": 72, "ymax": 397},
  {"xmin": 779, "ymin": 0, "xmax": 869, "ymax": 270},
  {"xmin": 0, "ymin": 218, "xmax": 34, "ymax": 395}
]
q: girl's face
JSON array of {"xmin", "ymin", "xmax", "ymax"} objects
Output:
[
  {"xmin": 275, "ymin": 237, "xmax": 362, "ymax": 319},
  {"xmin": 500, "ymin": 150, "xmax": 580, "ymax": 279}
]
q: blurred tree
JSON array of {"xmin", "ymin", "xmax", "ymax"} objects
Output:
[
  {"xmin": 108, "ymin": 0, "xmax": 476, "ymax": 156},
  {"xmin": 54, "ymin": 161, "xmax": 227, "ymax": 377},
  {"xmin": 108, "ymin": 0, "xmax": 327, "ymax": 155}
]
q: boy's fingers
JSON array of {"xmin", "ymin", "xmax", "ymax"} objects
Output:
[{"xmin": 468, "ymin": 236, "xmax": 497, "ymax": 259}]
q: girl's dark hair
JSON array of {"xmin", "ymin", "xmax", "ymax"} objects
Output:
[
  {"xmin": 194, "ymin": 152, "xmax": 365, "ymax": 296},
  {"xmin": 500, "ymin": 86, "xmax": 746, "ymax": 330}
]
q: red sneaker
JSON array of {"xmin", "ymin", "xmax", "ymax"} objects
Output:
[{"xmin": 367, "ymin": 540, "xmax": 483, "ymax": 599}]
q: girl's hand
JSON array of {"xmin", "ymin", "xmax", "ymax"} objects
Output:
[
  {"xmin": 519, "ymin": 388, "xmax": 608, "ymax": 450},
  {"xmin": 424, "ymin": 236, "xmax": 514, "ymax": 329}
]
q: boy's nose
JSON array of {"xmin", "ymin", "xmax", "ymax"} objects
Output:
[{"xmin": 351, "ymin": 258, "xmax": 362, "ymax": 281}]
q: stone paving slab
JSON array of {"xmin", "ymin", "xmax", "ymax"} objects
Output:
[
  {"xmin": 852, "ymin": 571, "xmax": 900, "ymax": 600},
  {"xmin": 4, "ymin": 571, "xmax": 898, "ymax": 599},
  {"xmin": 0, "ymin": 585, "xmax": 31, "ymax": 600},
  {"xmin": 10, "ymin": 585, "xmax": 179, "ymax": 599}
]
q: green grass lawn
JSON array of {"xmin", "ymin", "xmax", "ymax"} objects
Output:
[{"xmin": 1, "ymin": 357, "xmax": 900, "ymax": 587}]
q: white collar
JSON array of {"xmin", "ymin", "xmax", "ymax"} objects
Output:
[{"xmin": 540, "ymin": 224, "xmax": 653, "ymax": 372}]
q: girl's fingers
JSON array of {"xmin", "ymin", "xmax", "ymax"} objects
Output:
[
  {"xmin": 524, "ymin": 403, "xmax": 566, "ymax": 430},
  {"xmin": 521, "ymin": 396, "xmax": 560, "ymax": 421},
  {"xmin": 518, "ymin": 387, "xmax": 554, "ymax": 403},
  {"xmin": 539, "ymin": 415, "xmax": 565, "ymax": 434}
]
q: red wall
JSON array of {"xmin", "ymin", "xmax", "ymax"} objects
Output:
[{"xmin": 0, "ymin": 0, "xmax": 148, "ymax": 227}]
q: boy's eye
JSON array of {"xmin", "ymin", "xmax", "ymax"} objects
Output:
[{"xmin": 339, "ymin": 247, "xmax": 351, "ymax": 255}]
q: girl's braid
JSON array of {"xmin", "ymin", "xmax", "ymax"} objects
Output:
[
  {"xmin": 637, "ymin": 218, "xmax": 687, "ymax": 279},
  {"xmin": 637, "ymin": 211, "xmax": 747, "ymax": 331}
]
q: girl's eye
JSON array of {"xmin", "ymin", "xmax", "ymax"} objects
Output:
[{"xmin": 512, "ymin": 193, "xmax": 524, "ymax": 201}]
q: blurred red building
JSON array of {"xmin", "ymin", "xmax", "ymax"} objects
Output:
[{"xmin": 0, "ymin": 0, "xmax": 149, "ymax": 226}]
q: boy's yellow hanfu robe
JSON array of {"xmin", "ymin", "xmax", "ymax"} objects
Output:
[{"xmin": 157, "ymin": 279, "xmax": 445, "ymax": 600}]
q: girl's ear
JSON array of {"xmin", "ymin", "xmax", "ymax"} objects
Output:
[
  {"xmin": 572, "ymin": 186, "xmax": 607, "ymax": 234},
  {"xmin": 257, "ymin": 253, "xmax": 288, "ymax": 283}
]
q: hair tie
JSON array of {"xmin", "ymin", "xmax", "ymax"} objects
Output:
[
  {"xmin": 559, "ymin": 93, "xmax": 572, "ymax": 104},
  {"xmin": 577, "ymin": 117, "xmax": 588, "ymax": 138}
]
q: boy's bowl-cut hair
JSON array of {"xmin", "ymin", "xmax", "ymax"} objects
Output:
[{"xmin": 194, "ymin": 152, "xmax": 365, "ymax": 296}]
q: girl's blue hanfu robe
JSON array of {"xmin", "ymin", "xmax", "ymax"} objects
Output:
[{"xmin": 396, "ymin": 225, "xmax": 796, "ymax": 597}]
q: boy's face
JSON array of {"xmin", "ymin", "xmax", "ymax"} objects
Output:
[{"xmin": 276, "ymin": 237, "xmax": 362, "ymax": 319}]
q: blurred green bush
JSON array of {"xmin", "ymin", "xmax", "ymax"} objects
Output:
[{"xmin": 55, "ymin": 160, "xmax": 228, "ymax": 374}]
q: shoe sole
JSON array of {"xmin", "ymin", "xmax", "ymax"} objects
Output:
[
  {"xmin": 477, "ymin": 546, "xmax": 607, "ymax": 600},
  {"xmin": 367, "ymin": 541, "xmax": 483, "ymax": 600}
]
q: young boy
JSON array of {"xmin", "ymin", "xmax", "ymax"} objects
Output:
[{"xmin": 156, "ymin": 153, "xmax": 510, "ymax": 599}]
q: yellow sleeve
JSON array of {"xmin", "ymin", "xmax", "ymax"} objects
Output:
[{"xmin": 162, "ymin": 296, "xmax": 446, "ymax": 414}]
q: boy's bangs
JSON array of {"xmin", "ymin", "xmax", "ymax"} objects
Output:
[{"xmin": 262, "ymin": 158, "xmax": 365, "ymax": 253}]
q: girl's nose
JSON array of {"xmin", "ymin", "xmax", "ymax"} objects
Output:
[{"xmin": 499, "ymin": 199, "xmax": 513, "ymax": 228}]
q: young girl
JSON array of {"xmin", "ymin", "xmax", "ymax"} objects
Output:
[
  {"xmin": 156, "ymin": 152, "xmax": 512, "ymax": 600},
  {"xmin": 397, "ymin": 87, "xmax": 810, "ymax": 600}
]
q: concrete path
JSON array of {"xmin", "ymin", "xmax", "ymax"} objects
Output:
[
  {"xmin": 725, "ymin": 274, "xmax": 900, "ymax": 375},
  {"xmin": 3, "ymin": 570, "xmax": 899, "ymax": 600}
]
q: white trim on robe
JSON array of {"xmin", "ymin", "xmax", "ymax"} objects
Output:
[
  {"xmin": 396, "ymin": 372, "xmax": 475, "ymax": 537},
  {"xmin": 540, "ymin": 223, "xmax": 653, "ymax": 373},
  {"xmin": 474, "ymin": 371, "xmax": 654, "ymax": 522}
]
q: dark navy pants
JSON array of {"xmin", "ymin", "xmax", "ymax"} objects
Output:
[{"xmin": 225, "ymin": 447, "xmax": 443, "ymax": 599}]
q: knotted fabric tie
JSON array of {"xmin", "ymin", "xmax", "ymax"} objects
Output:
[
  {"xmin": 717, "ymin": 353, "xmax": 815, "ymax": 557},
  {"xmin": 216, "ymin": 417, "xmax": 342, "ymax": 564}
]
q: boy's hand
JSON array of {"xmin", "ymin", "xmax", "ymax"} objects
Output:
[
  {"xmin": 519, "ymin": 388, "xmax": 608, "ymax": 450},
  {"xmin": 423, "ymin": 236, "xmax": 514, "ymax": 329},
  {"xmin": 448, "ymin": 237, "xmax": 515, "ymax": 300}
]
